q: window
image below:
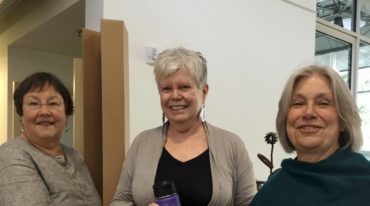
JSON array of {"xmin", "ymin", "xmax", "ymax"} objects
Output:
[
  {"xmin": 358, "ymin": 42, "xmax": 370, "ymax": 150},
  {"xmin": 315, "ymin": 0, "xmax": 370, "ymax": 157},
  {"xmin": 315, "ymin": 31, "xmax": 352, "ymax": 84}
]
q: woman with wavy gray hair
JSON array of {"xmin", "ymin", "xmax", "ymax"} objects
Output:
[
  {"xmin": 251, "ymin": 65, "xmax": 370, "ymax": 206},
  {"xmin": 111, "ymin": 47, "xmax": 257, "ymax": 206}
]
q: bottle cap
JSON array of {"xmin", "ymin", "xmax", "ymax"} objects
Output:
[{"xmin": 153, "ymin": 180, "xmax": 177, "ymax": 198}]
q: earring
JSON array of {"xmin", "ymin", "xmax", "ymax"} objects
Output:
[
  {"xmin": 162, "ymin": 113, "xmax": 166, "ymax": 125},
  {"xmin": 20, "ymin": 119, "xmax": 24, "ymax": 132},
  {"xmin": 65, "ymin": 125, "xmax": 69, "ymax": 133},
  {"xmin": 200, "ymin": 104, "xmax": 205, "ymax": 122}
]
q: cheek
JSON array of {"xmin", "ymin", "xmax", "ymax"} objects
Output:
[
  {"xmin": 326, "ymin": 110, "xmax": 340, "ymax": 123},
  {"xmin": 159, "ymin": 95, "xmax": 170, "ymax": 110},
  {"xmin": 21, "ymin": 110, "xmax": 37, "ymax": 122},
  {"xmin": 286, "ymin": 110, "xmax": 298, "ymax": 137},
  {"xmin": 193, "ymin": 92, "xmax": 205, "ymax": 104},
  {"xmin": 326, "ymin": 113, "xmax": 341, "ymax": 131},
  {"xmin": 286, "ymin": 110, "xmax": 297, "ymax": 126},
  {"xmin": 159, "ymin": 95, "xmax": 167, "ymax": 105}
]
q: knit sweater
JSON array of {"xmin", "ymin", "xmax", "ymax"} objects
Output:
[
  {"xmin": 0, "ymin": 137, "xmax": 101, "ymax": 206},
  {"xmin": 251, "ymin": 149, "xmax": 370, "ymax": 206},
  {"xmin": 111, "ymin": 122, "xmax": 257, "ymax": 206}
]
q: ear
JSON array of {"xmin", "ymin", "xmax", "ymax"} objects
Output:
[
  {"xmin": 339, "ymin": 122, "xmax": 346, "ymax": 132},
  {"xmin": 202, "ymin": 84, "xmax": 209, "ymax": 102}
]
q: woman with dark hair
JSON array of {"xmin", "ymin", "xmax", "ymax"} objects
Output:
[
  {"xmin": 0, "ymin": 72, "xmax": 101, "ymax": 206},
  {"xmin": 251, "ymin": 65, "xmax": 370, "ymax": 206}
]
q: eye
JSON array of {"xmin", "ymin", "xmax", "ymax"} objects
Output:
[
  {"xmin": 290, "ymin": 99, "xmax": 304, "ymax": 107},
  {"xmin": 318, "ymin": 99, "xmax": 330, "ymax": 107},
  {"xmin": 28, "ymin": 101, "xmax": 40, "ymax": 106},
  {"xmin": 25, "ymin": 101, "xmax": 41, "ymax": 110},
  {"xmin": 179, "ymin": 84, "xmax": 191, "ymax": 91},
  {"xmin": 160, "ymin": 86, "xmax": 171, "ymax": 93},
  {"xmin": 48, "ymin": 101, "xmax": 60, "ymax": 106}
]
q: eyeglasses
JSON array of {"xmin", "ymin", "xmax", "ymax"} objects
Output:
[{"xmin": 24, "ymin": 100, "xmax": 64, "ymax": 111}]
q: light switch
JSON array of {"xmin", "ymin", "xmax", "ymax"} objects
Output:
[{"xmin": 145, "ymin": 47, "xmax": 158, "ymax": 65}]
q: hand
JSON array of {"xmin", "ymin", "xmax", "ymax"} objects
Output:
[{"xmin": 148, "ymin": 203, "xmax": 159, "ymax": 206}]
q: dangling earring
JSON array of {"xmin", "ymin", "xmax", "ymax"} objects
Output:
[
  {"xmin": 162, "ymin": 113, "xmax": 166, "ymax": 125},
  {"xmin": 65, "ymin": 124, "xmax": 69, "ymax": 133},
  {"xmin": 20, "ymin": 119, "xmax": 24, "ymax": 132},
  {"xmin": 200, "ymin": 104, "xmax": 205, "ymax": 122}
]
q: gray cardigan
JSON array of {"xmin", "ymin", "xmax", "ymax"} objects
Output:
[
  {"xmin": 111, "ymin": 122, "xmax": 257, "ymax": 206},
  {"xmin": 0, "ymin": 137, "xmax": 101, "ymax": 206}
]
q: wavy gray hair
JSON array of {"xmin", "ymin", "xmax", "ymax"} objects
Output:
[
  {"xmin": 276, "ymin": 65, "xmax": 362, "ymax": 152},
  {"xmin": 153, "ymin": 47, "xmax": 207, "ymax": 89}
]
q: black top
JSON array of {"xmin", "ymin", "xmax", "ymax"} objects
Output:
[{"xmin": 155, "ymin": 147, "xmax": 213, "ymax": 206}]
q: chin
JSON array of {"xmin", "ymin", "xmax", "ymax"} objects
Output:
[
  {"xmin": 37, "ymin": 132, "xmax": 60, "ymax": 139},
  {"xmin": 298, "ymin": 142, "xmax": 324, "ymax": 150}
]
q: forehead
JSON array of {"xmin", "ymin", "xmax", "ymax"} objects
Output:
[
  {"xmin": 160, "ymin": 68, "xmax": 194, "ymax": 82},
  {"xmin": 24, "ymin": 85, "xmax": 62, "ymax": 98},
  {"xmin": 294, "ymin": 74, "xmax": 331, "ymax": 92}
]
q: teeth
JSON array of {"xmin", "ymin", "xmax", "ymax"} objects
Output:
[
  {"xmin": 300, "ymin": 126, "xmax": 319, "ymax": 131},
  {"xmin": 170, "ymin": 105, "xmax": 186, "ymax": 110},
  {"xmin": 303, "ymin": 126, "xmax": 315, "ymax": 129}
]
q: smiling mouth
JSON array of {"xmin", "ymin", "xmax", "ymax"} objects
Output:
[
  {"xmin": 169, "ymin": 105, "xmax": 187, "ymax": 110},
  {"xmin": 298, "ymin": 126, "xmax": 321, "ymax": 133},
  {"xmin": 36, "ymin": 121, "xmax": 55, "ymax": 126}
]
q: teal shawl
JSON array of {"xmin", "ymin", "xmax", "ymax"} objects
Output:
[{"xmin": 251, "ymin": 149, "xmax": 370, "ymax": 206}]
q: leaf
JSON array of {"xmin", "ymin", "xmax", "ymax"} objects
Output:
[{"xmin": 257, "ymin": 153, "xmax": 273, "ymax": 169}]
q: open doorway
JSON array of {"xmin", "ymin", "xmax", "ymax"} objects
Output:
[{"xmin": 7, "ymin": 0, "xmax": 84, "ymax": 147}]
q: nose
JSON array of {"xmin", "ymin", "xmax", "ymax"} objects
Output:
[
  {"xmin": 302, "ymin": 103, "xmax": 317, "ymax": 120},
  {"xmin": 38, "ymin": 104, "xmax": 52, "ymax": 115},
  {"xmin": 171, "ymin": 89, "xmax": 182, "ymax": 99}
]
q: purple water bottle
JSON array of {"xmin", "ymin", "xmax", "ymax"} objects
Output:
[{"xmin": 153, "ymin": 181, "xmax": 181, "ymax": 206}]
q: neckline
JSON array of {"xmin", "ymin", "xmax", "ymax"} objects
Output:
[{"xmin": 163, "ymin": 147, "xmax": 209, "ymax": 164}]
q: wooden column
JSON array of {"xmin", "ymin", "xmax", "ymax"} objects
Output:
[
  {"xmin": 77, "ymin": 20, "xmax": 129, "ymax": 205},
  {"xmin": 82, "ymin": 28, "xmax": 102, "ymax": 195},
  {"xmin": 101, "ymin": 19, "xmax": 129, "ymax": 206}
]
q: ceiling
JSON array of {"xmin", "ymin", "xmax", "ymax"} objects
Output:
[
  {"xmin": 2, "ymin": 0, "xmax": 84, "ymax": 58},
  {"xmin": 0, "ymin": 0, "xmax": 23, "ymax": 17}
]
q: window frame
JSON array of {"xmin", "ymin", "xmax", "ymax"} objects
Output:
[{"xmin": 315, "ymin": 0, "xmax": 370, "ymax": 156}]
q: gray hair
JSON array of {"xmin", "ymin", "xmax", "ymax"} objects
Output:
[
  {"xmin": 153, "ymin": 47, "xmax": 207, "ymax": 89},
  {"xmin": 276, "ymin": 65, "xmax": 363, "ymax": 153}
]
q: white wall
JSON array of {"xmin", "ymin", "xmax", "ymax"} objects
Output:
[
  {"xmin": 85, "ymin": 0, "xmax": 103, "ymax": 31},
  {"xmin": 100, "ymin": 0, "xmax": 317, "ymax": 180}
]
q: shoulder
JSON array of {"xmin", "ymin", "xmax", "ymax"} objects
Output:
[
  {"xmin": 205, "ymin": 122, "xmax": 251, "ymax": 164},
  {"xmin": 0, "ymin": 138, "xmax": 37, "ymax": 173},
  {"xmin": 254, "ymin": 168, "xmax": 285, "ymax": 194},
  {"xmin": 131, "ymin": 125, "xmax": 163, "ymax": 146},
  {"xmin": 336, "ymin": 149, "xmax": 370, "ymax": 170},
  {"xmin": 126, "ymin": 125, "xmax": 164, "ymax": 156},
  {"xmin": 0, "ymin": 138, "xmax": 30, "ymax": 160},
  {"xmin": 205, "ymin": 122, "xmax": 245, "ymax": 146},
  {"xmin": 61, "ymin": 144, "xmax": 83, "ymax": 160}
]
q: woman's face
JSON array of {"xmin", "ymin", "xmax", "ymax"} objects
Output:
[
  {"xmin": 158, "ymin": 68, "xmax": 208, "ymax": 126},
  {"xmin": 286, "ymin": 74, "xmax": 340, "ymax": 159},
  {"xmin": 21, "ymin": 85, "xmax": 67, "ymax": 144}
]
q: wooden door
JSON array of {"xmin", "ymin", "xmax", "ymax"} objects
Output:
[{"xmin": 78, "ymin": 19, "xmax": 129, "ymax": 205}]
